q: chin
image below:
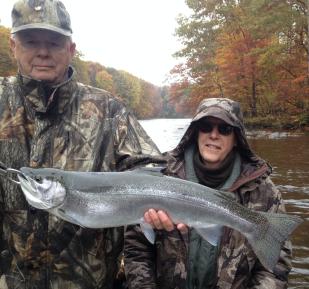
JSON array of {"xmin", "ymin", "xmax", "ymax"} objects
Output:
[
  {"xmin": 32, "ymin": 75, "xmax": 57, "ymax": 83},
  {"xmin": 30, "ymin": 70, "xmax": 55, "ymax": 80}
]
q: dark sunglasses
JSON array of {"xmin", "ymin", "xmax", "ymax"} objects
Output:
[{"xmin": 197, "ymin": 121, "xmax": 234, "ymax": 136}]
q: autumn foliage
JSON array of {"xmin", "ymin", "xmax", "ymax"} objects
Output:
[
  {"xmin": 0, "ymin": 26, "xmax": 17, "ymax": 76},
  {"xmin": 1, "ymin": 0, "xmax": 308, "ymax": 127},
  {"xmin": 169, "ymin": 0, "xmax": 309, "ymax": 125},
  {"xmin": 0, "ymin": 25, "xmax": 166, "ymax": 119}
]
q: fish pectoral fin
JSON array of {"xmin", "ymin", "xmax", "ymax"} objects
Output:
[
  {"xmin": 195, "ymin": 224, "xmax": 223, "ymax": 246},
  {"xmin": 130, "ymin": 166, "xmax": 165, "ymax": 177},
  {"xmin": 140, "ymin": 219, "xmax": 155, "ymax": 244},
  {"xmin": 55, "ymin": 209, "xmax": 85, "ymax": 228}
]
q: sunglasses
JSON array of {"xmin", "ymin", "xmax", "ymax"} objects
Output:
[{"xmin": 197, "ymin": 121, "xmax": 234, "ymax": 136}]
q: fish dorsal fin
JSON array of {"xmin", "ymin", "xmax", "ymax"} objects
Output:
[
  {"xmin": 53, "ymin": 208, "xmax": 85, "ymax": 228},
  {"xmin": 130, "ymin": 166, "xmax": 165, "ymax": 177}
]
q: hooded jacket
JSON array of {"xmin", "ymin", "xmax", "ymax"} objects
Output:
[
  {"xmin": 124, "ymin": 98, "xmax": 292, "ymax": 289},
  {"xmin": 0, "ymin": 68, "xmax": 165, "ymax": 289}
]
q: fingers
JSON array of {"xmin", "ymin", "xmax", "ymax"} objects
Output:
[
  {"xmin": 144, "ymin": 209, "xmax": 174, "ymax": 231},
  {"xmin": 176, "ymin": 223, "xmax": 189, "ymax": 234},
  {"xmin": 144, "ymin": 209, "xmax": 188, "ymax": 233},
  {"xmin": 144, "ymin": 210, "xmax": 153, "ymax": 226},
  {"xmin": 157, "ymin": 210, "xmax": 174, "ymax": 231}
]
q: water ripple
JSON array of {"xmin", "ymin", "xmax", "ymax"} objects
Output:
[
  {"xmin": 246, "ymin": 130, "xmax": 304, "ymax": 139},
  {"xmin": 278, "ymin": 185, "xmax": 309, "ymax": 194}
]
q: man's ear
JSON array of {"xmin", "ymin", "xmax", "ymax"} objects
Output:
[
  {"xmin": 9, "ymin": 36, "xmax": 17, "ymax": 58},
  {"xmin": 69, "ymin": 42, "xmax": 76, "ymax": 58}
]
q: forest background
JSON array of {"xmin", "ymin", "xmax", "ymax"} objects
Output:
[{"xmin": 1, "ymin": 0, "xmax": 308, "ymax": 129}]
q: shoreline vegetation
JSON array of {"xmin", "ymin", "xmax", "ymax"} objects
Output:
[
  {"xmin": 1, "ymin": 9, "xmax": 308, "ymax": 129},
  {"xmin": 141, "ymin": 116, "xmax": 309, "ymax": 132},
  {"xmin": 244, "ymin": 116, "xmax": 309, "ymax": 132}
]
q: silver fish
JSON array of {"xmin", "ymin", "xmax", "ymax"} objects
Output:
[{"xmin": 17, "ymin": 167, "xmax": 302, "ymax": 271}]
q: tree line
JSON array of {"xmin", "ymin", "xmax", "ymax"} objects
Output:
[
  {"xmin": 170, "ymin": 0, "xmax": 308, "ymax": 128},
  {"xmin": 0, "ymin": 25, "xmax": 177, "ymax": 119},
  {"xmin": 1, "ymin": 0, "xmax": 308, "ymax": 130}
]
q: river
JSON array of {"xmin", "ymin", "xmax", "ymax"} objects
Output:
[{"xmin": 140, "ymin": 118, "xmax": 309, "ymax": 289}]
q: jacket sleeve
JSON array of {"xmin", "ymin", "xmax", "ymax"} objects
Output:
[
  {"xmin": 112, "ymin": 106, "xmax": 166, "ymax": 171},
  {"xmin": 124, "ymin": 225, "xmax": 157, "ymax": 289},
  {"xmin": 248, "ymin": 177, "xmax": 293, "ymax": 289}
]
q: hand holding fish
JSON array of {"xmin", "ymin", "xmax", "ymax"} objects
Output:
[{"xmin": 144, "ymin": 209, "xmax": 188, "ymax": 233}]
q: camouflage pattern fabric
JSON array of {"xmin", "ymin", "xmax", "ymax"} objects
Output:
[
  {"xmin": 0, "ymin": 67, "xmax": 165, "ymax": 289},
  {"xmin": 124, "ymin": 98, "xmax": 292, "ymax": 289},
  {"xmin": 11, "ymin": 0, "xmax": 72, "ymax": 36},
  {"xmin": 191, "ymin": 98, "xmax": 245, "ymax": 129}
]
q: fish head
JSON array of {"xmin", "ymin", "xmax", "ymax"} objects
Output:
[{"xmin": 18, "ymin": 167, "xmax": 66, "ymax": 210}]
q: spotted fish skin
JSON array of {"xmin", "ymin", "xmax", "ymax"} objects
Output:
[{"xmin": 18, "ymin": 166, "xmax": 303, "ymax": 271}]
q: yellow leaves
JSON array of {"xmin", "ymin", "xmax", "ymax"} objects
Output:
[
  {"xmin": 95, "ymin": 70, "xmax": 113, "ymax": 92},
  {"xmin": 0, "ymin": 25, "xmax": 17, "ymax": 76}
]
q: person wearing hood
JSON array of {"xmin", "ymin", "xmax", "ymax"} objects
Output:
[
  {"xmin": 125, "ymin": 98, "xmax": 293, "ymax": 289},
  {"xmin": 0, "ymin": 0, "xmax": 165, "ymax": 288}
]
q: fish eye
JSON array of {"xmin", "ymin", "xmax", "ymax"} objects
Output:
[{"xmin": 33, "ymin": 176, "xmax": 42, "ymax": 182}]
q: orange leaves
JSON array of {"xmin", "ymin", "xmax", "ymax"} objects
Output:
[
  {"xmin": 95, "ymin": 70, "xmax": 114, "ymax": 93},
  {"xmin": 167, "ymin": 0, "xmax": 308, "ymax": 119}
]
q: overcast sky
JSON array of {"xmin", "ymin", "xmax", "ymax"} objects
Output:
[{"xmin": 0, "ymin": 0, "xmax": 190, "ymax": 86}]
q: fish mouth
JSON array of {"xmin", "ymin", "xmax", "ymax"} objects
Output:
[{"xmin": 18, "ymin": 173, "xmax": 51, "ymax": 209}]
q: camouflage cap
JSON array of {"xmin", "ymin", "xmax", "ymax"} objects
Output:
[
  {"xmin": 11, "ymin": 0, "xmax": 72, "ymax": 36},
  {"xmin": 191, "ymin": 98, "xmax": 244, "ymax": 130}
]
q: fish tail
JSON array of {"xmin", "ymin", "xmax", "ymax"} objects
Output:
[{"xmin": 248, "ymin": 212, "xmax": 302, "ymax": 271}]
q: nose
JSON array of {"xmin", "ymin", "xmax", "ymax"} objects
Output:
[
  {"xmin": 209, "ymin": 125, "xmax": 220, "ymax": 138},
  {"xmin": 36, "ymin": 43, "xmax": 50, "ymax": 57}
]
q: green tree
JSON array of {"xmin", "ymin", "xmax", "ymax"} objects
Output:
[
  {"xmin": 107, "ymin": 69, "xmax": 142, "ymax": 112},
  {"xmin": 72, "ymin": 51, "xmax": 90, "ymax": 84}
]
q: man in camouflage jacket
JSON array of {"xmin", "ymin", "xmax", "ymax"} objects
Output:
[
  {"xmin": 0, "ymin": 0, "xmax": 164, "ymax": 288},
  {"xmin": 124, "ymin": 98, "xmax": 293, "ymax": 289}
]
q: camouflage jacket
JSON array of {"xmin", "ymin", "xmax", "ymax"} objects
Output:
[
  {"xmin": 0, "ymin": 68, "xmax": 164, "ymax": 289},
  {"xmin": 124, "ymin": 158, "xmax": 293, "ymax": 289}
]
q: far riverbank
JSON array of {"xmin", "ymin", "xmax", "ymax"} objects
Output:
[{"xmin": 244, "ymin": 116, "xmax": 309, "ymax": 131}]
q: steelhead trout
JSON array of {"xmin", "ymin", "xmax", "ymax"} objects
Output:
[{"xmin": 17, "ymin": 167, "xmax": 302, "ymax": 271}]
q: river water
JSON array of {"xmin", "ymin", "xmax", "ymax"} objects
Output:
[{"xmin": 140, "ymin": 118, "xmax": 309, "ymax": 289}]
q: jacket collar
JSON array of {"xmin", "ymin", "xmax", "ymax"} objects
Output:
[{"xmin": 17, "ymin": 66, "xmax": 78, "ymax": 115}]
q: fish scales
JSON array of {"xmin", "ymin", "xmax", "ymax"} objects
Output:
[
  {"xmin": 64, "ymin": 173, "xmax": 255, "ymax": 232},
  {"xmin": 17, "ymin": 167, "xmax": 303, "ymax": 271}
]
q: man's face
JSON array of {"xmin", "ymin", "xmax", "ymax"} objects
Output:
[
  {"xmin": 10, "ymin": 29, "xmax": 76, "ymax": 85},
  {"xmin": 197, "ymin": 116, "xmax": 236, "ymax": 169}
]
